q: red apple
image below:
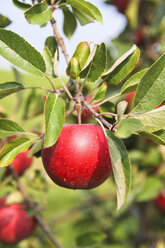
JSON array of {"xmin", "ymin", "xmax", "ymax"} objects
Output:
[
  {"xmin": 81, "ymin": 96, "xmax": 99, "ymax": 121},
  {"xmin": 41, "ymin": 124, "xmax": 112, "ymax": 189},
  {"xmin": 6, "ymin": 148, "xmax": 33, "ymax": 176},
  {"xmin": 0, "ymin": 203, "xmax": 36, "ymax": 244},
  {"xmin": 155, "ymin": 192, "xmax": 165, "ymax": 211},
  {"xmin": 113, "ymin": 0, "xmax": 129, "ymax": 13}
]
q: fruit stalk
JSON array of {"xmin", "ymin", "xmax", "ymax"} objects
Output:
[{"xmin": 8, "ymin": 165, "xmax": 63, "ymax": 248}]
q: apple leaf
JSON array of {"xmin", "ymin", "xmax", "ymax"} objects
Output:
[
  {"xmin": 106, "ymin": 130, "xmax": 131, "ymax": 210},
  {"xmin": 91, "ymin": 83, "xmax": 107, "ymax": 103},
  {"xmin": 44, "ymin": 94, "xmax": 65, "ymax": 148},
  {"xmin": 28, "ymin": 138, "xmax": 43, "ymax": 158},
  {"xmin": 76, "ymin": 231, "xmax": 106, "ymax": 246},
  {"xmin": 136, "ymin": 176, "xmax": 163, "ymax": 202},
  {"xmin": 130, "ymin": 105, "xmax": 165, "ymax": 132},
  {"xmin": 72, "ymin": 7, "xmax": 94, "ymax": 26},
  {"xmin": 24, "ymin": 2, "xmax": 52, "ymax": 26},
  {"xmin": 140, "ymin": 130, "xmax": 165, "ymax": 146},
  {"xmin": 0, "ymin": 29, "xmax": 46, "ymax": 76},
  {"xmin": 99, "ymin": 102, "xmax": 115, "ymax": 118},
  {"xmin": 116, "ymin": 101, "xmax": 128, "ymax": 122},
  {"xmin": 42, "ymin": 46, "xmax": 55, "ymax": 78},
  {"xmin": 102, "ymin": 45, "xmax": 140, "ymax": 85},
  {"xmin": 0, "ymin": 82, "xmax": 24, "ymax": 99},
  {"xmin": 12, "ymin": 0, "xmax": 31, "ymax": 10},
  {"xmin": 121, "ymin": 68, "xmax": 148, "ymax": 94},
  {"xmin": 115, "ymin": 118, "xmax": 143, "ymax": 139},
  {"xmin": 80, "ymin": 43, "xmax": 106, "ymax": 82},
  {"xmin": 0, "ymin": 15, "xmax": 11, "ymax": 28},
  {"xmin": 132, "ymin": 53, "xmax": 165, "ymax": 113},
  {"xmin": 63, "ymin": 7, "xmax": 77, "ymax": 39},
  {"xmin": 0, "ymin": 137, "xmax": 36, "ymax": 167},
  {"xmin": 0, "ymin": 119, "xmax": 26, "ymax": 139},
  {"xmin": 45, "ymin": 36, "xmax": 58, "ymax": 58},
  {"xmin": 66, "ymin": 0, "xmax": 103, "ymax": 24}
]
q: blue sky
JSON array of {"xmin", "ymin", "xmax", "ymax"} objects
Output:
[{"xmin": 0, "ymin": 0, "xmax": 127, "ymax": 74}]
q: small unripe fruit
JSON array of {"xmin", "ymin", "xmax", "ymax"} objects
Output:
[
  {"xmin": 42, "ymin": 124, "xmax": 112, "ymax": 189},
  {"xmin": 0, "ymin": 203, "xmax": 36, "ymax": 244}
]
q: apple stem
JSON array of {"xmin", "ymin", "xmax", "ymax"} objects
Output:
[{"xmin": 8, "ymin": 165, "xmax": 63, "ymax": 248}]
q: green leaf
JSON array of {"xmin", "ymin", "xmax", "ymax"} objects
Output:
[
  {"xmin": 44, "ymin": 94, "xmax": 65, "ymax": 148},
  {"xmin": 137, "ymin": 176, "xmax": 163, "ymax": 202},
  {"xmin": 140, "ymin": 130, "xmax": 165, "ymax": 146},
  {"xmin": 0, "ymin": 137, "xmax": 35, "ymax": 167},
  {"xmin": 115, "ymin": 118, "xmax": 143, "ymax": 139},
  {"xmin": 0, "ymin": 15, "xmax": 11, "ymax": 28},
  {"xmin": 63, "ymin": 7, "xmax": 77, "ymax": 39},
  {"xmin": 80, "ymin": 43, "xmax": 106, "ymax": 82},
  {"xmin": 72, "ymin": 7, "xmax": 94, "ymax": 26},
  {"xmin": 116, "ymin": 101, "xmax": 128, "ymax": 122},
  {"xmin": 66, "ymin": 0, "xmax": 103, "ymax": 24},
  {"xmin": 106, "ymin": 130, "xmax": 131, "ymax": 210},
  {"xmin": 28, "ymin": 138, "xmax": 43, "ymax": 157},
  {"xmin": 130, "ymin": 105, "xmax": 165, "ymax": 132},
  {"xmin": 45, "ymin": 36, "xmax": 58, "ymax": 58},
  {"xmin": 0, "ymin": 82, "xmax": 24, "ymax": 99},
  {"xmin": 76, "ymin": 232, "xmax": 106, "ymax": 246},
  {"xmin": 91, "ymin": 82, "xmax": 107, "ymax": 103},
  {"xmin": 99, "ymin": 102, "xmax": 115, "ymax": 118},
  {"xmin": 12, "ymin": 0, "xmax": 31, "ymax": 11},
  {"xmin": 66, "ymin": 41, "xmax": 90, "ymax": 77},
  {"xmin": 121, "ymin": 68, "xmax": 148, "ymax": 94},
  {"xmin": 102, "ymin": 45, "xmax": 140, "ymax": 85},
  {"xmin": 24, "ymin": 2, "xmax": 52, "ymax": 26},
  {"xmin": 0, "ymin": 29, "xmax": 46, "ymax": 76},
  {"xmin": 42, "ymin": 46, "xmax": 55, "ymax": 78},
  {"xmin": 0, "ymin": 119, "xmax": 25, "ymax": 139},
  {"xmin": 132, "ymin": 53, "xmax": 165, "ymax": 113}
]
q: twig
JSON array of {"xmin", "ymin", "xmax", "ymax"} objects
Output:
[
  {"xmin": 51, "ymin": 17, "xmax": 70, "ymax": 65},
  {"xmin": 65, "ymin": 106, "xmax": 75, "ymax": 118},
  {"xmin": 98, "ymin": 112, "xmax": 117, "ymax": 117},
  {"xmin": 58, "ymin": 77, "xmax": 73, "ymax": 100},
  {"xmin": 93, "ymin": 92, "xmax": 122, "ymax": 108},
  {"xmin": 8, "ymin": 165, "xmax": 63, "ymax": 248},
  {"xmin": 44, "ymin": 74, "xmax": 57, "ymax": 92},
  {"xmin": 25, "ymin": 86, "xmax": 55, "ymax": 93},
  {"xmin": 83, "ymin": 100, "xmax": 113, "ymax": 130}
]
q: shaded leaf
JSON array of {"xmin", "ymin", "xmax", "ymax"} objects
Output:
[
  {"xmin": 24, "ymin": 2, "xmax": 52, "ymax": 26},
  {"xmin": 102, "ymin": 45, "xmax": 140, "ymax": 85},
  {"xmin": 0, "ymin": 29, "xmax": 46, "ymax": 76},
  {"xmin": 44, "ymin": 94, "xmax": 65, "ymax": 148},
  {"xmin": 28, "ymin": 138, "xmax": 43, "ymax": 157},
  {"xmin": 106, "ymin": 130, "xmax": 131, "ymax": 210},
  {"xmin": 0, "ymin": 137, "xmax": 35, "ymax": 167},
  {"xmin": 66, "ymin": 0, "xmax": 103, "ymax": 24},
  {"xmin": 45, "ymin": 36, "xmax": 58, "ymax": 58},
  {"xmin": 116, "ymin": 101, "xmax": 128, "ymax": 122},
  {"xmin": 137, "ymin": 176, "xmax": 163, "ymax": 202},
  {"xmin": 0, "ymin": 119, "xmax": 25, "ymax": 139},
  {"xmin": 76, "ymin": 232, "xmax": 106, "ymax": 246},
  {"xmin": 12, "ymin": 0, "xmax": 31, "ymax": 10},
  {"xmin": 43, "ymin": 46, "xmax": 55, "ymax": 78},
  {"xmin": 91, "ymin": 82, "xmax": 107, "ymax": 103},
  {"xmin": 99, "ymin": 102, "xmax": 115, "ymax": 118},
  {"xmin": 0, "ymin": 15, "xmax": 11, "ymax": 28},
  {"xmin": 115, "ymin": 118, "xmax": 143, "ymax": 139},
  {"xmin": 132, "ymin": 53, "xmax": 165, "ymax": 113},
  {"xmin": 72, "ymin": 7, "xmax": 94, "ymax": 26},
  {"xmin": 0, "ymin": 82, "xmax": 24, "ymax": 99},
  {"xmin": 63, "ymin": 7, "xmax": 77, "ymax": 39},
  {"xmin": 121, "ymin": 68, "xmax": 148, "ymax": 94},
  {"xmin": 140, "ymin": 130, "xmax": 165, "ymax": 146}
]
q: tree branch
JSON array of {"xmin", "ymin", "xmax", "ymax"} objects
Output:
[
  {"xmin": 8, "ymin": 165, "xmax": 63, "ymax": 248},
  {"xmin": 51, "ymin": 17, "xmax": 70, "ymax": 65}
]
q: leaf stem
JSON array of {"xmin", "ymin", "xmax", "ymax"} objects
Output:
[{"xmin": 44, "ymin": 74, "xmax": 57, "ymax": 92}]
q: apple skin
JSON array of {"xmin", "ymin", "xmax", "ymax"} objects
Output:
[
  {"xmin": 154, "ymin": 192, "xmax": 165, "ymax": 212},
  {"xmin": 0, "ymin": 203, "xmax": 36, "ymax": 244},
  {"xmin": 113, "ymin": 0, "xmax": 129, "ymax": 13},
  {"xmin": 41, "ymin": 124, "xmax": 112, "ymax": 189},
  {"xmin": 6, "ymin": 148, "xmax": 33, "ymax": 176},
  {"xmin": 81, "ymin": 96, "xmax": 99, "ymax": 121}
]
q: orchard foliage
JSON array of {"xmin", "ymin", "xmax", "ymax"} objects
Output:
[{"xmin": 0, "ymin": 0, "xmax": 165, "ymax": 247}]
